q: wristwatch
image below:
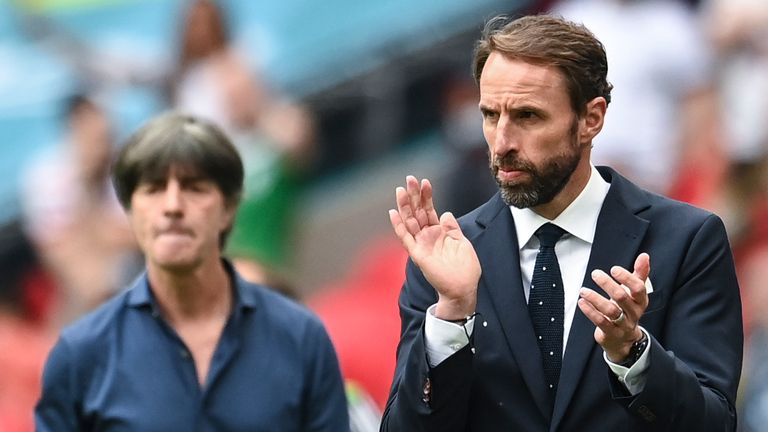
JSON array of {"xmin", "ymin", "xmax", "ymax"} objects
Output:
[{"xmin": 618, "ymin": 331, "xmax": 649, "ymax": 368}]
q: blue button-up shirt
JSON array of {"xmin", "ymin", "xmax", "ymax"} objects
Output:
[{"xmin": 35, "ymin": 265, "xmax": 350, "ymax": 431}]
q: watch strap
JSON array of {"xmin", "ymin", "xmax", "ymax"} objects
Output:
[{"xmin": 618, "ymin": 331, "xmax": 649, "ymax": 369}]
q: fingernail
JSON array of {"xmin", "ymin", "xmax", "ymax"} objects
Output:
[
  {"xmin": 611, "ymin": 266, "xmax": 621, "ymax": 276},
  {"xmin": 579, "ymin": 288, "xmax": 588, "ymax": 297}
]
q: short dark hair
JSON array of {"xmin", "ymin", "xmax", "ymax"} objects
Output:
[
  {"xmin": 473, "ymin": 14, "xmax": 613, "ymax": 115},
  {"xmin": 62, "ymin": 92, "xmax": 99, "ymax": 121},
  {"xmin": 112, "ymin": 112, "xmax": 244, "ymax": 210}
]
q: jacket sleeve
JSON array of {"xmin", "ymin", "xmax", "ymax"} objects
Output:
[
  {"xmin": 611, "ymin": 214, "xmax": 743, "ymax": 431},
  {"xmin": 303, "ymin": 317, "xmax": 351, "ymax": 432},
  {"xmin": 35, "ymin": 337, "xmax": 80, "ymax": 432},
  {"xmin": 380, "ymin": 259, "xmax": 475, "ymax": 432}
]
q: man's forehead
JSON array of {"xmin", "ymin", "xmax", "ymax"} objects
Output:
[
  {"xmin": 481, "ymin": 53, "xmax": 563, "ymax": 86},
  {"xmin": 479, "ymin": 53, "xmax": 567, "ymax": 103},
  {"xmin": 138, "ymin": 163, "xmax": 209, "ymax": 183}
]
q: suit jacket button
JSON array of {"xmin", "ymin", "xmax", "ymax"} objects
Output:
[{"xmin": 422, "ymin": 378, "xmax": 432, "ymax": 404}]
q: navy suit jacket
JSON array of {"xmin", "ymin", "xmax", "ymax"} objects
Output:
[{"xmin": 381, "ymin": 167, "xmax": 742, "ymax": 431}]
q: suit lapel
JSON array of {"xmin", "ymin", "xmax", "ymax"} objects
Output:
[
  {"xmin": 551, "ymin": 168, "xmax": 650, "ymax": 431},
  {"xmin": 473, "ymin": 195, "xmax": 552, "ymax": 422}
]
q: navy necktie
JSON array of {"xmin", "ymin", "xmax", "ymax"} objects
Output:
[{"xmin": 528, "ymin": 223, "xmax": 567, "ymax": 396}]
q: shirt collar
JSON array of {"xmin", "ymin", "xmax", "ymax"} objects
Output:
[
  {"xmin": 510, "ymin": 164, "xmax": 610, "ymax": 249},
  {"xmin": 126, "ymin": 259, "xmax": 258, "ymax": 312}
]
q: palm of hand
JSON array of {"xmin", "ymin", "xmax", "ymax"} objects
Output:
[
  {"xmin": 410, "ymin": 222, "xmax": 481, "ymax": 299},
  {"xmin": 389, "ymin": 176, "xmax": 481, "ymax": 304}
]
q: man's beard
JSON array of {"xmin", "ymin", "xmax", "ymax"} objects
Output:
[{"xmin": 490, "ymin": 129, "xmax": 582, "ymax": 209}]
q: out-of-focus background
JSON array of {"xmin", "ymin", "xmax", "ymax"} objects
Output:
[{"xmin": 1, "ymin": 0, "xmax": 767, "ymax": 430}]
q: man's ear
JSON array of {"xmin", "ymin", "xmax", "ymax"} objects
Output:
[
  {"xmin": 222, "ymin": 204, "xmax": 237, "ymax": 231},
  {"xmin": 579, "ymin": 97, "xmax": 607, "ymax": 144}
]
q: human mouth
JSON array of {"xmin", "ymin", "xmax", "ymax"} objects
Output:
[
  {"xmin": 497, "ymin": 167, "xmax": 526, "ymax": 179},
  {"xmin": 495, "ymin": 165, "xmax": 531, "ymax": 183},
  {"xmin": 493, "ymin": 154, "xmax": 534, "ymax": 183},
  {"xmin": 155, "ymin": 226, "xmax": 194, "ymax": 238}
]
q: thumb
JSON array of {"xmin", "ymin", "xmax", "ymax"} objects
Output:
[
  {"xmin": 633, "ymin": 252, "xmax": 650, "ymax": 281},
  {"xmin": 439, "ymin": 212, "xmax": 464, "ymax": 239}
]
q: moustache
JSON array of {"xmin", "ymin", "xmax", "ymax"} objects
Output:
[{"xmin": 492, "ymin": 153, "xmax": 535, "ymax": 173}]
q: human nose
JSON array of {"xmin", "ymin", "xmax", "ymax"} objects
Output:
[
  {"xmin": 491, "ymin": 116, "xmax": 519, "ymax": 158},
  {"xmin": 162, "ymin": 180, "xmax": 184, "ymax": 216}
]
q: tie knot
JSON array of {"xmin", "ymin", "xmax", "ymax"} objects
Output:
[{"xmin": 535, "ymin": 223, "xmax": 566, "ymax": 248}]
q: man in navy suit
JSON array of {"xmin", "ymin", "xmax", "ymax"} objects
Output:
[{"xmin": 382, "ymin": 15, "xmax": 742, "ymax": 431}]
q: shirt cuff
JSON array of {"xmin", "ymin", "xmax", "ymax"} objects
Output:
[
  {"xmin": 605, "ymin": 327, "xmax": 651, "ymax": 395},
  {"xmin": 424, "ymin": 304, "xmax": 476, "ymax": 367}
]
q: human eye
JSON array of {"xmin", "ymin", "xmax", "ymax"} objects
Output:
[
  {"xmin": 480, "ymin": 108, "xmax": 499, "ymax": 122},
  {"xmin": 517, "ymin": 110, "xmax": 538, "ymax": 120},
  {"xmin": 186, "ymin": 179, "xmax": 214, "ymax": 193},
  {"xmin": 137, "ymin": 181, "xmax": 163, "ymax": 194}
]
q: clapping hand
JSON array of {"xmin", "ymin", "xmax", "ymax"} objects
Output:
[
  {"xmin": 388, "ymin": 176, "xmax": 481, "ymax": 321},
  {"xmin": 578, "ymin": 253, "xmax": 651, "ymax": 363}
]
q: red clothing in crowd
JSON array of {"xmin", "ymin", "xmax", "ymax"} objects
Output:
[{"xmin": 309, "ymin": 237, "xmax": 407, "ymax": 409}]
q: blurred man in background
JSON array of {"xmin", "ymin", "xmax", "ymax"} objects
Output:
[
  {"xmin": 35, "ymin": 112, "xmax": 349, "ymax": 431},
  {"xmin": 0, "ymin": 221, "xmax": 55, "ymax": 432},
  {"xmin": 171, "ymin": 0, "xmax": 317, "ymax": 292},
  {"xmin": 552, "ymin": 0, "xmax": 714, "ymax": 196},
  {"xmin": 20, "ymin": 94, "xmax": 140, "ymax": 325}
]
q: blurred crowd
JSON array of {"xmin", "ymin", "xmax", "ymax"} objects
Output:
[{"xmin": 1, "ymin": 0, "xmax": 767, "ymax": 431}]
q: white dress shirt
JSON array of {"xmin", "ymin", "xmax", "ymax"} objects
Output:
[{"xmin": 424, "ymin": 165, "xmax": 650, "ymax": 394}]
